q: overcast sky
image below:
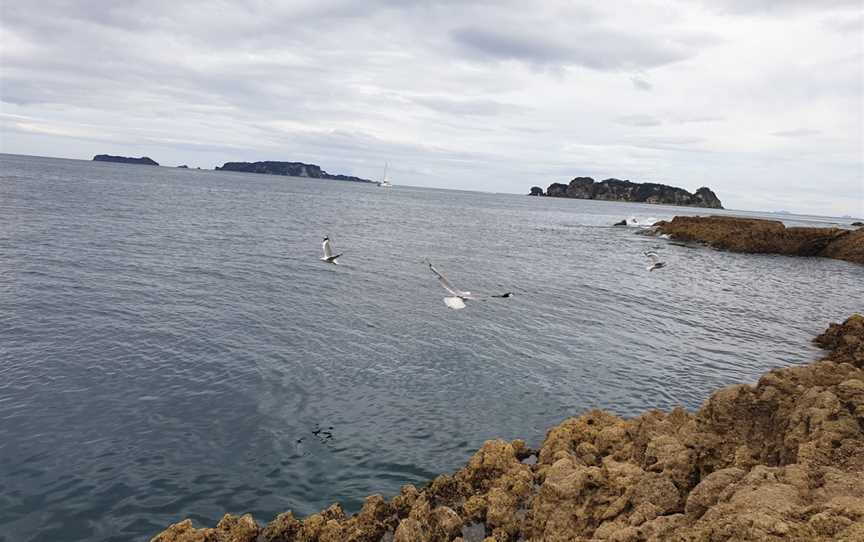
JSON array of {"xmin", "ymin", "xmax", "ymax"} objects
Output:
[{"xmin": 1, "ymin": 0, "xmax": 862, "ymax": 216}]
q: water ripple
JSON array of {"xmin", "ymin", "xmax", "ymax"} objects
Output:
[{"xmin": 1, "ymin": 154, "xmax": 862, "ymax": 541}]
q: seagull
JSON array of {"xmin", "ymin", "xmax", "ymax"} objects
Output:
[
  {"xmin": 428, "ymin": 262, "xmax": 512, "ymax": 309},
  {"xmin": 644, "ymin": 251, "xmax": 666, "ymax": 271},
  {"xmin": 320, "ymin": 237, "xmax": 342, "ymax": 264}
]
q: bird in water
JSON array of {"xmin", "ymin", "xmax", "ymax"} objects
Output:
[
  {"xmin": 428, "ymin": 262, "xmax": 512, "ymax": 309},
  {"xmin": 320, "ymin": 236, "xmax": 343, "ymax": 264},
  {"xmin": 644, "ymin": 251, "xmax": 666, "ymax": 271}
]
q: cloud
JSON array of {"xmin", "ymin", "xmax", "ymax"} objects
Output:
[
  {"xmin": 670, "ymin": 115, "xmax": 724, "ymax": 124},
  {"xmin": 631, "ymin": 76, "xmax": 653, "ymax": 91},
  {"xmin": 703, "ymin": 0, "xmax": 863, "ymax": 14},
  {"xmin": 450, "ymin": 26, "xmax": 696, "ymax": 70},
  {"xmin": 616, "ymin": 115, "xmax": 663, "ymax": 127},
  {"xmin": 409, "ymin": 96, "xmax": 527, "ymax": 117},
  {"xmin": 0, "ymin": 0, "xmax": 861, "ymax": 215},
  {"xmin": 771, "ymin": 129, "xmax": 822, "ymax": 138},
  {"xmin": 823, "ymin": 12, "xmax": 864, "ymax": 33}
]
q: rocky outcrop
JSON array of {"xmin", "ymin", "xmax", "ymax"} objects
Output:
[
  {"xmin": 151, "ymin": 315, "xmax": 864, "ymax": 542},
  {"xmin": 528, "ymin": 186, "xmax": 544, "ymax": 196},
  {"xmin": 541, "ymin": 177, "xmax": 723, "ymax": 208},
  {"xmin": 215, "ymin": 161, "xmax": 373, "ymax": 183},
  {"xmin": 655, "ymin": 215, "xmax": 864, "ymax": 265},
  {"xmin": 93, "ymin": 154, "xmax": 159, "ymax": 166}
]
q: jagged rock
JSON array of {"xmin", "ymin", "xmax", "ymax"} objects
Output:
[
  {"xmin": 655, "ymin": 215, "xmax": 864, "ymax": 265},
  {"xmin": 613, "ymin": 219, "xmax": 627, "ymax": 226},
  {"xmin": 694, "ymin": 186, "xmax": 723, "ymax": 208},
  {"xmin": 528, "ymin": 186, "xmax": 544, "ymax": 196},
  {"xmin": 151, "ymin": 315, "xmax": 864, "ymax": 542},
  {"xmin": 93, "ymin": 154, "xmax": 159, "ymax": 166},
  {"xmin": 150, "ymin": 514, "xmax": 258, "ymax": 542},
  {"xmin": 540, "ymin": 176, "xmax": 723, "ymax": 208},
  {"xmin": 215, "ymin": 161, "xmax": 373, "ymax": 183},
  {"xmin": 545, "ymin": 182, "xmax": 569, "ymax": 198}
]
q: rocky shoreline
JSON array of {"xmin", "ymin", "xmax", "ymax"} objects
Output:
[
  {"xmin": 151, "ymin": 314, "xmax": 864, "ymax": 542},
  {"xmin": 654, "ymin": 216, "xmax": 864, "ymax": 265}
]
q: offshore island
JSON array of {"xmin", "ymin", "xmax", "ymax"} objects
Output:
[
  {"xmin": 215, "ymin": 161, "xmax": 374, "ymax": 183},
  {"xmin": 93, "ymin": 154, "xmax": 159, "ymax": 165},
  {"xmin": 151, "ymin": 313, "xmax": 864, "ymax": 542},
  {"xmin": 91, "ymin": 155, "xmax": 373, "ymax": 183},
  {"xmin": 529, "ymin": 177, "xmax": 723, "ymax": 209}
]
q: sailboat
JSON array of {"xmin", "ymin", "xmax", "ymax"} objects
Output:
[{"xmin": 378, "ymin": 162, "xmax": 392, "ymax": 188}]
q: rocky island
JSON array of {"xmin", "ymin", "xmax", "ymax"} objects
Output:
[
  {"xmin": 215, "ymin": 161, "xmax": 374, "ymax": 183},
  {"xmin": 151, "ymin": 314, "xmax": 864, "ymax": 542},
  {"xmin": 93, "ymin": 154, "xmax": 159, "ymax": 166},
  {"xmin": 654, "ymin": 216, "xmax": 864, "ymax": 265},
  {"xmin": 532, "ymin": 177, "xmax": 723, "ymax": 208}
]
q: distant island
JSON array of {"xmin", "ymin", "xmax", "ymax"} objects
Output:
[
  {"xmin": 530, "ymin": 177, "xmax": 723, "ymax": 208},
  {"xmin": 215, "ymin": 161, "xmax": 374, "ymax": 183},
  {"xmin": 93, "ymin": 154, "xmax": 159, "ymax": 166}
]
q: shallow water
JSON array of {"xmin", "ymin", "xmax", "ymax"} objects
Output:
[{"xmin": 1, "ymin": 154, "xmax": 862, "ymax": 541}]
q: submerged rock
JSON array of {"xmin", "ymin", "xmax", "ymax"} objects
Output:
[
  {"xmin": 655, "ymin": 215, "xmax": 864, "ymax": 265},
  {"xmin": 151, "ymin": 315, "xmax": 864, "ymax": 542}
]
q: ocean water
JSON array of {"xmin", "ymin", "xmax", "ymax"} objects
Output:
[{"xmin": 1, "ymin": 153, "xmax": 862, "ymax": 542}]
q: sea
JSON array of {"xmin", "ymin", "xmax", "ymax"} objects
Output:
[{"xmin": 1, "ymin": 153, "xmax": 862, "ymax": 541}]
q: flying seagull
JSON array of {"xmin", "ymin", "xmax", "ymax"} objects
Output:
[
  {"xmin": 428, "ymin": 262, "xmax": 512, "ymax": 309},
  {"xmin": 644, "ymin": 251, "xmax": 666, "ymax": 271},
  {"xmin": 321, "ymin": 237, "xmax": 342, "ymax": 264}
]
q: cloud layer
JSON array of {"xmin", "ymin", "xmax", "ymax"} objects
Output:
[{"xmin": 1, "ymin": 0, "xmax": 862, "ymax": 216}]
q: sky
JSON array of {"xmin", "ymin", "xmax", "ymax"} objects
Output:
[{"xmin": 1, "ymin": 0, "xmax": 862, "ymax": 216}]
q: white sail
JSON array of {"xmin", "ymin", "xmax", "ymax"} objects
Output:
[{"xmin": 379, "ymin": 162, "xmax": 392, "ymax": 187}]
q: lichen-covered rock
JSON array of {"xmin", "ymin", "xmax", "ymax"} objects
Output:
[{"xmin": 152, "ymin": 314, "xmax": 864, "ymax": 542}]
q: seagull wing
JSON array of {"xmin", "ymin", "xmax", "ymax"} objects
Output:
[
  {"xmin": 643, "ymin": 251, "xmax": 660, "ymax": 264},
  {"xmin": 429, "ymin": 263, "xmax": 470, "ymax": 297},
  {"xmin": 323, "ymin": 239, "xmax": 333, "ymax": 259}
]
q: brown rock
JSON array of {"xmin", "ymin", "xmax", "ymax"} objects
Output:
[
  {"xmin": 150, "ymin": 514, "xmax": 258, "ymax": 542},
  {"xmin": 655, "ymin": 215, "xmax": 864, "ymax": 264}
]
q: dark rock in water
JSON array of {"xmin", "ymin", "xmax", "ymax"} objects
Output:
[
  {"xmin": 852, "ymin": 221, "xmax": 864, "ymax": 227},
  {"xmin": 215, "ymin": 161, "xmax": 373, "ymax": 183},
  {"xmin": 528, "ymin": 186, "xmax": 544, "ymax": 196},
  {"xmin": 176, "ymin": 165, "xmax": 188, "ymax": 169},
  {"xmin": 613, "ymin": 219, "xmax": 627, "ymax": 226},
  {"xmin": 545, "ymin": 182, "xmax": 570, "ymax": 198},
  {"xmin": 539, "ymin": 176, "xmax": 723, "ymax": 208},
  {"xmin": 693, "ymin": 186, "xmax": 723, "ymax": 208},
  {"xmin": 93, "ymin": 154, "xmax": 159, "ymax": 166}
]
